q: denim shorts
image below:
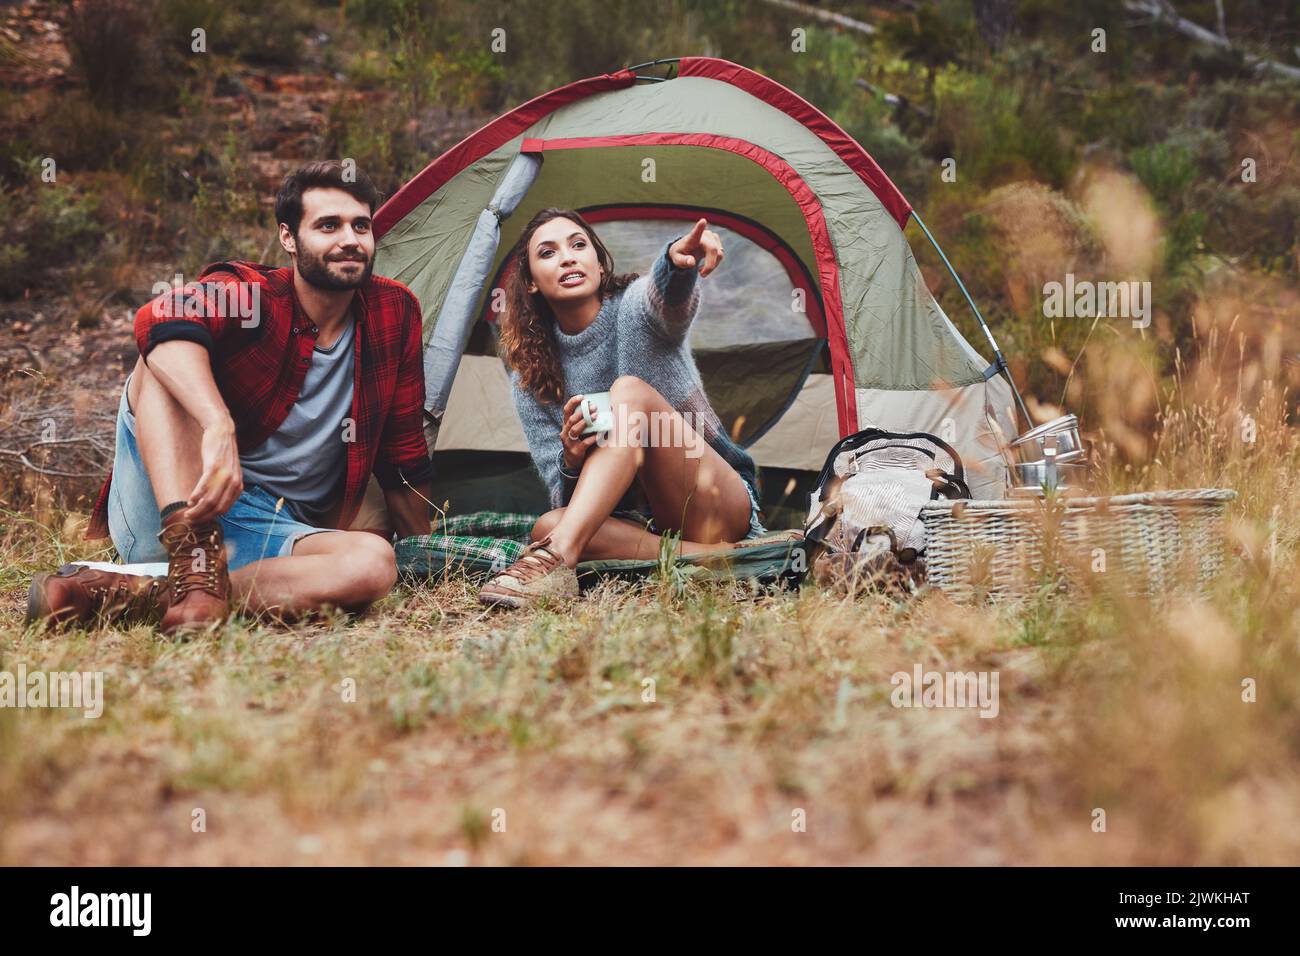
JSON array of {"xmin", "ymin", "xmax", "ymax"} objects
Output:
[
  {"xmin": 741, "ymin": 479, "xmax": 767, "ymax": 540},
  {"xmin": 106, "ymin": 379, "xmax": 334, "ymax": 572},
  {"xmin": 611, "ymin": 476, "xmax": 767, "ymax": 541}
]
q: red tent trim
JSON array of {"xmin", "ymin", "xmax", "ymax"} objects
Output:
[
  {"xmin": 677, "ymin": 57, "xmax": 912, "ymax": 229},
  {"xmin": 375, "ymin": 57, "xmax": 913, "ymax": 239}
]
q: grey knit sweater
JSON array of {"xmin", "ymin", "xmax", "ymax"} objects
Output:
[{"xmin": 507, "ymin": 238, "xmax": 758, "ymax": 510}]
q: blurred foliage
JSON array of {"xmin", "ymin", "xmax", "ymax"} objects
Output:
[
  {"xmin": 2, "ymin": 0, "xmax": 1296, "ymax": 428},
  {"xmin": 159, "ymin": 0, "xmax": 317, "ymax": 67},
  {"xmin": 0, "ymin": 168, "xmax": 103, "ymax": 298},
  {"xmin": 322, "ymin": 95, "xmax": 421, "ymax": 201},
  {"xmin": 64, "ymin": 0, "xmax": 185, "ymax": 112},
  {"xmin": 930, "ymin": 68, "xmax": 1074, "ymax": 188},
  {"xmin": 179, "ymin": 132, "xmax": 268, "ymax": 275}
]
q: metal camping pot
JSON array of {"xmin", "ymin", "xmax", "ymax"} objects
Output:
[
  {"xmin": 1009, "ymin": 414, "xmax": 1085, "ymax": 464},
  {"xmin": 1010, "ymin": 456, "xmax": 1090, "ymax": 495}
]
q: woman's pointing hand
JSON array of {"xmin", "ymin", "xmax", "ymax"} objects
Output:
[{"xmin": 669, "ymin": 218, "xmax": 725, "ymax": 277}]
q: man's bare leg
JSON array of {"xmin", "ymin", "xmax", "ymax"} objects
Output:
[
  {"xmin": 128, "ymin": 357, "xmax": 204, "ymax": 507},
  {"xmin": 231, "ymin": 530, "xmax": 397, "ymax": 620},
  {"xmin": 131, "ymin": 357, "xmax": 397, "ymax": 621}
]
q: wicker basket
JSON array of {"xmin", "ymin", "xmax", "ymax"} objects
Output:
[{"xmin": 919, "ymin": 489, "xmax": 1237, "ymax": 602}]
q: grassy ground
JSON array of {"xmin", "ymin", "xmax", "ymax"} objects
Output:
[
  {"xmin": 2, "ymin": 381, "xmax": 1297, "ymax": 865},
  {"xmin": 2, "ymin": 0, "xmax": 1297, "ymax": 868}
]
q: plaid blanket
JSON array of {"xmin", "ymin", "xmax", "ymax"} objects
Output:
[
  {"xmin": 396, "ymin": 512, "xmax": 538, "ymax": 579},
  {"xmin": 396, "ymin": 511, "xmax": 807, "ymax": 588}
]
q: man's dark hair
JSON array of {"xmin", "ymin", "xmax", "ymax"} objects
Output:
[{"xmin": 275, "ymin": 161, "xmax": 381, "ymax": 236}]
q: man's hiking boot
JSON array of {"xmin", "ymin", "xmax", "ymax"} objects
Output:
[
  {"xmin": 158, "ymin": 511, "xmax": 231, "ymax": 635},
  {"xmin": 25, "ymin": 564, "xmax": 170, "ymax": 631},
  {"xmin": 478, "ymin": 534, "xmax": 578, "ymax": 609}
]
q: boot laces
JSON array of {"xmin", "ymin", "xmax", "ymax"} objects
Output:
[
  {"xmin": 169, "ymin": 526, "xmax": 222, "ymax": 600},
  {"xmin": 90, "ymin": 576, "xmax": 164, "ymax": 618},
  {"xmin": 498, "ymin": 536, "xmax": 565, "ymax": 584}
]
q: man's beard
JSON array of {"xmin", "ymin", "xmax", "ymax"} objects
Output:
[{"xmin": 296, "ymin": 244, "xmax": 374, "ymax": 291}]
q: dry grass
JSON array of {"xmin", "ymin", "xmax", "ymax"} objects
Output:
[
  {"xmin": 2, "ymin": 265, "xmax": 1298, "ymax": 865},
  {"xmin": 3, "ymin": 0, "xmax": 1297, "ymax": 868},
  {"xmin": 2, "ymin": 391, "xmax": 1298, "ymax": 867}
]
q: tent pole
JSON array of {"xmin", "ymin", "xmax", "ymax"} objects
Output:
[
  {"xmin": 627, "ymin": 56, "xmax": 682, "ymax": 81},
  {"xmin": 626, "ymin": 56, "xmax": 681, "ymax": 73},
  {"xmin": 911, "ymin": 211, "xmax": 1033, "ymax": 429}
]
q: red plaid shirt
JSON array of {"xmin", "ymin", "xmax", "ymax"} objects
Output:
[{"xmin": 87, "ymin": 260, "xmax": 432, "ymax": 539}]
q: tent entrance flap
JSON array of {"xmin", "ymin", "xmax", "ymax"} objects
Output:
[{"xmin": 422, "ymin": 151, "xmax": 541, "ymax": 423}]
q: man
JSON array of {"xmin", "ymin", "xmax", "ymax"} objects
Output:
[{"xmin": 26, "ymin": 161, "xmax": 433, "ymax": 634}]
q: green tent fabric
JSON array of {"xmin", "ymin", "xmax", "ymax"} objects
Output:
[{"xmin": 374, "ymin": 57, "xmax": 1018, "ymax": 505}]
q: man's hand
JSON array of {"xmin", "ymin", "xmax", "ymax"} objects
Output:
[
  {"xmin": 561, "ymin": 394, "xmax": 600, "ymax": 472},
  {"xmin": 668, "ymin": 218, "xmax": 725, "ymax": 277},
  {"xmin": 384, "ymin": 482, "xmax": 432, "ymax": 540},
  {"xmin": 185, "ymin": 417, "xmax": 243, "ymax": 522}
]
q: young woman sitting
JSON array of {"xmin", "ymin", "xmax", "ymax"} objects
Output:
[{"xmin": 479, "ymin": 208, "xmax": 767, "ymax": 608}]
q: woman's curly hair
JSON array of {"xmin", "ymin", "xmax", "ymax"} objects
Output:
[{"xmin": 497, "ymin": 208, "xmax": 638, "ymax": 404}]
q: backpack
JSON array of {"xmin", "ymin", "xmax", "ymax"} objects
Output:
[{"xmin": 803, "ymin": 429, "xmax": 970, "ymax": 572}]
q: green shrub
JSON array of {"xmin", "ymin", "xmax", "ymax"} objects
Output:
[
  {"xmin": 158, "ymin": 0, "xmax": 315, "ymax": 67},
  {"xmin": 876, "ymin": 1, "xmax": 972, "ymax": 85},
  {"xmin": 430, "ymin": 47, "xmax": 508, "ymax": 112},
  {"xmin": 27, "ymin": 92, "xmax": 163, "ymax": 176},
  {"xmin": 1254, "ymin": 186, "xmax": 1300, "ymax": 273},
  {"xmin": 1163, "ymin": 208, "xmax": 1208, "ymax": 276},
  {"xmin": 929, "ymin": 69, "xmax": 1075, "ymax": 189},
  {"xmin": 344, "ymin": 49, "xmax": 393, "ymax": 92},
  {"xmin": 1080, "ymin": 84, "xmax": 1181, "ymax": 149},
  {"xmin": 858, "ymin": 125, "xmax": 929, "ymax": 202},
  {"xmin": 1129, "ymin": 141, "xmax": 1198, "ymax": 208},
  {"xmin": 178, "ymin": 133, "xmax": 267, "ymax": 274},
  {"xmin": 322, "ymin": 96, "xmax": 422, "ymax": 201},
  {"xmin": 788, "ymin": 30, "xmax": 872, "ymax": 122},
  {"xmin": 0, "ymin": 179, "xmax": 104, "ymax": 299}
]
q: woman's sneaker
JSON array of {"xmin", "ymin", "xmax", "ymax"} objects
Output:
[{"xmin": 478, "ymin": 535, "xmax": 578, "ymax": 609}]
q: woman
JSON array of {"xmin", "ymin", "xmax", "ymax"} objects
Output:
[{"xmin": 479, "ymin": 208, "xmax": 767, "ymax": 608}]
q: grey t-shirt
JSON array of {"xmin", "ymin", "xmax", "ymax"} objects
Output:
[{"xmin": 240, "ymin": 320, "xmax": 355, "ymax": 525}]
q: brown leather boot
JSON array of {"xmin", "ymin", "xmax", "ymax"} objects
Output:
[
  {"xmin": 25, "ymin": 564, "xmax": 170, "ymax": 631},
  {"xmin": 158, "ymin": 511, "xmax": 231, "ymax": 635}
]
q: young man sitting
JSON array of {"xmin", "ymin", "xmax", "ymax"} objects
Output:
[{"xmin": 26, "ymin": 161, "xmax": 433, "ymax": 634}]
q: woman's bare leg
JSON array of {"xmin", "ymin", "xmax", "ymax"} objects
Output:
[
  {"xmin": 541, "ymin": 376, "xmax": 751, "ymax": 566},
  {"xmin": 532, "ymin": 511, "xmax": 729, "ymax": 562}
]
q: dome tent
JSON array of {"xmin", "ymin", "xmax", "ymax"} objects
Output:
[{"xmin": 373, "ymin": 56, "xmax": 1020, "ymax": 521}]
